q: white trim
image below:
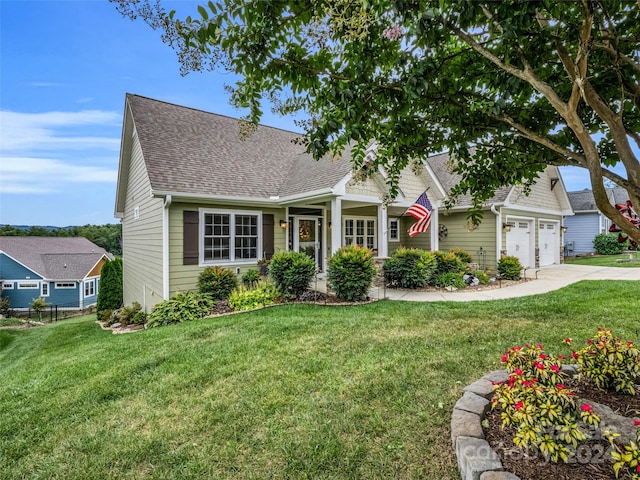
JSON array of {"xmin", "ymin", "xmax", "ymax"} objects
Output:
[
  {"xmin": 503, "ymin": 203, "xmax": 573, "ymax": 216},
  {"xmin": 331, "ymin": 197, "xmax": 342, "ymax": 254},
  {"xmin": 55, "ymin": 282, "xmax": 76, "ymax": 289},
  {"xmin": 2, "ymin": 281, "xmax": 14, "ymax": 290},
  {"xmin": 163, "ymin": 195, "xmax": 172, "ymax": 300},
  {"xmin": 41, "ymin": 282, "xmax": 49, "ymax": 297},
  {"xmin": 17, "ymin": 281, "xmax": 39, "ymax": 289},
  {"xmin": 134, "ymin": 206, "xmax": 140, "ymax": 220},
  {"xmin": 340, "ymin": 193, "xmax": 383, "ymax": 204},
  {"xmin": 378, "ymin": 206, "xmax": 388, "ymax": 257},
  {"xmin": 198, "ymin": 208, "xmax": 262, "ymax": 265}
]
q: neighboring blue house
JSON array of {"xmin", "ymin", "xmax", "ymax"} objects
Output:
[
  {"xmin": 564, "ymin": 187, "xmax": 629, "ymax": 255},
  {"xmin": 0, "ymin": 237, "xmax": 112, "ymax": 311}
]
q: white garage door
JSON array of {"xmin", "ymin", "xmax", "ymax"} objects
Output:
[
  {"xmin": 539, "ymin": 222, "xmax": 558, "ymax": 266},
  {"xmin": 506, "ymin": 221, "xmax": 532, "ymax": 268}
]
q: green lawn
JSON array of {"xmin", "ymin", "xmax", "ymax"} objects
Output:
[
  {"xmin": 565, "ymin": 252, "xmax": 640, "ymax": 267},
  {"xmin": 1, "ymin": 280, "xmax": 639, "ymax": 480}
]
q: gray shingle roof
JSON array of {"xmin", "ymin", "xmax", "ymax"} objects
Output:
[
  {"xmin": 426, "ymin": 152, "xmax": 511, "ymax": 207},
  {"xmin": 568, "ymin": 187, "xmax": 629, "ymax": 212},
  {"xmin": 0, "ymin": 237, "xmax": 108, "ymax": 280},
  {"xmin": 126, "ymin": 94, "xmax": 352, "ymax": 199}
]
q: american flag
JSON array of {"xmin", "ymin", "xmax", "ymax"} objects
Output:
[{"xmin": 407, "ymin": 192, "xmax": 432, "ymax": 237}]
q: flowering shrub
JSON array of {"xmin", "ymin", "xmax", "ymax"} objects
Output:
[
  {"xmin": 610, "ymin": 420, "xmax": 640, "ymax": 479},
  {"xmin": 493, "ymin": 342, "xmax": 601, "ymax": 463},
  {"xmin": 568, "ymin": 328, "xmax": 640, "ymax": 395}
]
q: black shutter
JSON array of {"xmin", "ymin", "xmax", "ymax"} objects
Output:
[
  {"xmin": 183, "ymin": 210, "xmax": 199, "ymax": 265},
  {"xmin": 262, "ymin": 214, "xmax": 274, "ymax": 260}
]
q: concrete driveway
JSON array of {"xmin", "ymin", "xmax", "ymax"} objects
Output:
[{"xmin": 365, "ymin": 264, "xmax": 640, "ymax": 302}]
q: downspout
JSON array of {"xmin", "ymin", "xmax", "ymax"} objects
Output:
[
  {"xmin": 163, "ymin": 195, "xmax": 172, "ymax": 300},
  {"xmin": 491, "ymin": 205, "xmax": 501, "ymax": 264}
]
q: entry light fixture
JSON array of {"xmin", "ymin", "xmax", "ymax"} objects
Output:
[
  {"xmin": 502, "ymin": 223, "xmax": 512, "ymax": 232},
  {"xmin": 561, "ymin": 225, "xmax": 568, "ymax": 233},
  {"xmin": 279, "ymin": 220, "xmax": 287, "ymax": 229}
]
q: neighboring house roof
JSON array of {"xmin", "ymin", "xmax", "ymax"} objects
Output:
[
  {"xmin": 0, "ymin": 237, "xmax": 110, "ymax": 281},
  {"xmin": 568, "ymin": 187, "xmax": 629, "ymax": 212},
  {"xmin": 124, "ymin": 94, "xmax": 353, "ymax": 201}
]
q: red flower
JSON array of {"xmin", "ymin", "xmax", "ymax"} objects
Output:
[
  {"xmin": 581, "ymin": 404, "xmax": 592, "ymax": 412},
  {"xmin": 515, "ymin": 401, "xmax": 524, "ymax": 410},
  {"xmin": 514, "ymin": 368, "xmax": 523, "ymax": 376},
  {"xmin": 539, "ymin": 354, "xmax": 547, "ymax": 360},
  {"xmin": 501, "ymin": 353, "xmax": 508, "ymax": 363},
  {"xmin": 558, "ymin": 355, "xmax": 566, "ymax": 360},
  {"xmin": 537, "ymin": 343, "xmax": 543, "ymax": 349},
  {"xmin": 634, "ymin": 419, "xmax": 640, "ymax": 426},
  {"xmin": 550, "ymin": 365, "xmax": 560, "ymax": 372},
  {"xmin": 564, "ymin": 337, "xmax": 572, "ymax": 345},
  {"xmin": 587, "ymin": 339, "xmax": 593, "ymax": 344},
  {"xmin": 534, "ymin": 362, "xmax": 545, "ymax": 370},
  {"xmin": 571, "ymin": 351, "xmax": 579, "ymax": 359},
  {"xmin": 556, "ymin": 384, "xmax": 566, "ymax": 390},
  {"xmin": 523, "ymin": 380, "xmax": 532, "ymax": 387},
  {"xmin": 514, "ymin": 346, "xmax": 522, "ymax": 351}
]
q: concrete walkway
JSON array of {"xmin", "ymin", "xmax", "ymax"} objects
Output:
[{"xmin": 315, "ymin": 264, "xmax": 640, "ymax": 302}]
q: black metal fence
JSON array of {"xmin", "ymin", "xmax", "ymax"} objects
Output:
[{"xmin": 18, "ymin": 302, "xmax": 95, "ymax": 322}]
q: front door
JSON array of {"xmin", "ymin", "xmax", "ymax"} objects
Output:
[{"xmin": 294, "ymin": 217, "xmax": 320, "ymax": 270}]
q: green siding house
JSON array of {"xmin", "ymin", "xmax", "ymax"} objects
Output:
[{"xmin": 115, "ymin": 94, "xmax": 573, "ymax": 311}]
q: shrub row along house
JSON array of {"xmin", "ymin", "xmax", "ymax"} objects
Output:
[
  {"xmin": 115, "ymin": 94, "xmax": 573, "ymax": 311},
  {"xmin": 0, "ymin": 237, "xmax": 112, "ymax": 311}
]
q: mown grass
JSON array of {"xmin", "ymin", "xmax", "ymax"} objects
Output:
[
  {"xmin": 565, "ymin": 252, "xmax": 640, "ymax": 267},
  {"xmin": 1, "ymin": 280, "xmax": 639, "ymax": 480}
]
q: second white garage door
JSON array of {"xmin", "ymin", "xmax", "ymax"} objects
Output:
[{"xmin": 539, "ymin": 222, "xmax": 559, "ymax": 266}]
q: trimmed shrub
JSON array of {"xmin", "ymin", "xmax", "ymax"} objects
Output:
[
  {"xmin": 469, "ymin": 269, "xmax": 491, "ymax": 285},
  {"xmin": 242, "ymin": 269, "xmax": 260, "ymax": 288},
  {"xmin": 383, "ymin": 247, "xmax": 436, "ymax": 289},
  {"xmin": 593, "ymin": 232, "xmax": 627, "ymax": 255},
  {"xmin": 449, "ymin": 248, "xmax": 473, "ymax": 264},
  {"xmin": 96, "ymin": 257, "xmax": 123, "ymax": 319},
  {"xmin": 429, "ymin": 251, "xmax": 465, "ymax": 285},
  {"xmin": 269, "ymin": 251, "xmax": 316, "ymax": 299},
  {"xmin": 327, "ymin": 245, "xmax": 376, "ymax": 301},
  {"xmin": 147, "ymin": 291, "xmax": 214, "ymax": 328},
  {"xmin": 228, "ymin": 282, "xmax": 281, "ymax": 311},
  {"xmin": 197, "ymin": 266, "xmax": 237, "ymax": 300},
  {"xmin": 497, "ymin": 255, "xmax": 523, "ymax": 280},
  {"xmin": 432, "ymin": 272, "xmax": 466, "ymax": 289}
]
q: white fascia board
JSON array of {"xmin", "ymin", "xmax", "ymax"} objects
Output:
[
  {"xmin": 332, "ymin": 173, "xmax": 353, "ymax": 196},
  {"xmin": 422, "ymin": 161, "xmax": 447, "ymax": 199},
  {"xmin": 152, "ymin": 191, "xmax": 281, "ymax": 207},
  {"xmin": 279, "ymin": 188, "xmax": 334, "ymax": 204},
  {"xmin": 503, "ymin": 202, "xmax": 574, "ymax": 216}
]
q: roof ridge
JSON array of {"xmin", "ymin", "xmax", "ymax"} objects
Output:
[{"xmin": 126, "ymin": 93, "xmax": 305, "ymax": 136}]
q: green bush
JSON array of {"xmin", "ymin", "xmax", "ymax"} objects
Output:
[
  {"xmin": 497, "ymin": 255, "xmax": 523, "ymax": 280},
  {"xmin": 132, "ymin": 311, "xmax": 147, "ymax": 325},
  {"xmin": 269, "ymin": 251, "xmax": 316, "ymax": 299},
  {"xmin": 242, "ymin": 269, "xmax": 260, "ymax": 288},
  {"xmin": 147, "ymin": 291, "xmax": 214, "ymax": 328},
  {"xmin": 383, "ymin": 248, "xmax": 435, "ymax": 289},
  {"xmin": 593, "ymin": 233, "xmax": 628, "ymax": 255},
  {"xmin": 228, "ymin": 282, "xmax": 281, "ymax": 311},
  {"xmin": 469, "ymin": 270, "xmax": 491, "ymax": 285},
  {"xmin": 96, "ymin": 257, "xmax": 123, "ymax": 319},
  {"xmin": 432, "ymin": 272, "xmax": 466, "ymax": 289},
  {"xmin": 117, "ymin": 302, "xmax": 142, "ymax": 326},
  {"xmin": 197, "ymin": 266, "xmax": 238, "ymax": 300},
  {"xmin": 429, "ymin": 251, "xmax": 465, "ymax": 285},
  {"xmin": 449, "ymin": 248, "xmax": 473, "ymax": 264},
  {"xmin": 0, "ymin": 296, "xmax": 10, "ymax": 316},
  {"xmin": 327, "ymin": 245, "xmax": 376, "ymax": 301}
]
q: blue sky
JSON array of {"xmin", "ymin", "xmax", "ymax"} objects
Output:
[{"xmin": 0, "ymin": 0, "xmax": 596, "ymax": 227}]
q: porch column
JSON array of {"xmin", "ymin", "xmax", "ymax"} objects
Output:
[
  {"xmin": 430, "ymin": 203, "xmax": 439, "ymax": 251},
  {"xmin": 331, "ymin": 197, "xmax": 342, "ymax": 254},
  {"xmin": 377, "ymin": 204, "xmax": 388, "ymax": 257}
]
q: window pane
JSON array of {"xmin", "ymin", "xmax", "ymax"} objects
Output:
[
  {"xmin": 367, "ymin": 220, "xmax": 375, "ymax": 236},
  {"xmin": 345, "ymin": 220, "xmax": 353, "ymax": 236},
  {"xmin": 357, "ymin": 220, "xmax": 364, "ymax": 236}
]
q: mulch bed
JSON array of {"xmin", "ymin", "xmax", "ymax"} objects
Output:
[{"xmin": 483, "ymin": 377, "xmax": 640, "ymax": 480}]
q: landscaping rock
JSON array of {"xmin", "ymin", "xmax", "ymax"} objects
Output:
[
  {"xmin": 451, "ymin": 409, "xmax": 484, "ymax": 447},
  {"xmin": 464, "ymin": 379, "xmax": 495, "ymax": 399},
  {"xmin": 587, "ymin": 399, "xmax": 640, "ymax": 444},
  {"xmin": 111, "ymin": 322, "xmax": 121, "ymax": 328},
  {"xmin": 455, "ymin": 391, "xmax": 490, "ymax": 416},
  {"xmin": 480, "ymin": 472, "xmax": 520, "ymax": 480},
  {"xmin": 483, "ymin": 370, "xmax": 509, "ymax": 384},
  {"xmin": 456, "ymin": 436, "xmax": 503, "ymax": 480}
]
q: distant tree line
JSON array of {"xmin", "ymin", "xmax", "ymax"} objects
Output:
[{"xmin": 0, "ymin": 224, "xmax": 122, "ymax": 256}]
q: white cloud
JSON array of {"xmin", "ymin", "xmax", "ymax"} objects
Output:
[
  {"xmin": 0, "ymin": 109, "xmax": 121, "ymax": 152},
  {"xmin": 0, "ymin": 157, "xmax": 117, "ymax": 195}
]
